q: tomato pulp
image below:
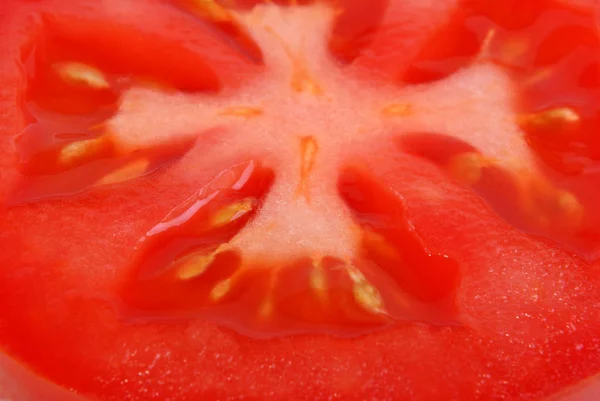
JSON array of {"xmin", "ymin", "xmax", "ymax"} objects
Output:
[{"xmin": 1, "ymin": 0, "xmax": 600, "ymax": 400}]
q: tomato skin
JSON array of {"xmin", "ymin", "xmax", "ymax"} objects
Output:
[{"xmin": 2, "ymin": 0, "xmax": 600, "ymax": 400}]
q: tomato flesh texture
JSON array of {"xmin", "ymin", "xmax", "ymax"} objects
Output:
[
  {"xmin": 1, "ymin": 0, "xmax": 600, "ymax": 400},
  {"xmin": 338, "ymin": 167, "xmax": 460, "ymax": 306}
]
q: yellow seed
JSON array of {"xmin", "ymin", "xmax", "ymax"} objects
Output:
[
  {"xmin": 478, "ymin": 28, "xmax": 496, "ymax": 58},
  {"xmin": 56, "ymin": 62, "xmax": 110, "ymax": 89},
  {"xmin": 210, "ymin": 279, "xmax": 231, "ymax": 301},
  {"xmin": 189, "ymin": 0, "xmax": 232, "ymax": 22},
  {"xmin": 137, "ymin": 79, "xmax": 173, "ymax": 92},
  {"xmin": 346, "ymin": 265, "xmax": 362, "ymax": 283},
  {"xmin": 354, "ymin": 281, "xmax": 384, "ymax": 314},
  {"xmin": 519, "ymin": 177, "xmax": 585, "ymax": 230},
  {"xmin": 447, "ymin": 152, "xmax": 485, "ymax": 185},
  {"xmin": 97, "ymin": 159, "xmax": 150, "ymax": 185},
  {"xmin": 257, "ymin": 270, "xmax": 279, "ymax": 318},
  {"xmin": 58, "ymin": 137, "xmax": 107, "ymax": 166},
  {"xmin": 176, "ymin": 252, "xmax": 216, "ymax": 280},
  {"xmin": 518, "ymin": 107, "xmax": 580, "ymax": 133},
  {"xmin": 258, "ymin": 298, "xmax": 274, "ymax": 318},
  {"xmin": 523, "ymin": 67, "xmax": 554, "ymax": 87},
  {"xmin": 556, "ymin": 191, "xmax": 584, "ymax": 227},
  {"xmin": 347, "ymin": 266, "xmax": 385, "ymax": 315},
  {"xmin": 382, "ymin": 103, "xmax": 413, "ymax": 117},
  {"xmin": 309, "ymin": 258, "xmax": 327, "ymax": 297},
  {"xmin": 220, "ymin": 107, "xmax": 263, "ymax": 118},
  {"xmin": 558, "ymin": 191, "xmax": 582, "ymax": 215},
  {"xmin": 362, "ymin": 229, "xmax": 400, "ymax": 260},
  {"xmin": 211, "ymin": 198, "xmax": 255, "ymax": 228},
  {"xmin": 498, "ymin": 36, "xmax": 529, "ymax": 63}
]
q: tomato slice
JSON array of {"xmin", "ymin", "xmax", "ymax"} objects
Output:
[{"xmin": 1, "ymin": 0, "xmax": 600, "ymax": 400}]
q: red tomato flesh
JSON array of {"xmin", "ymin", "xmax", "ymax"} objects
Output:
[{"xmin": 1, "ymin": 0, "xmax": 600, "ymax": 400}]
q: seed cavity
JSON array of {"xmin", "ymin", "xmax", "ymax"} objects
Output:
[
  {"xmin": 97, "ymin": 159, "xmax": 150, "ymax": 185},
  {"xmin": 55, "ymin": 62, "xmax": 110, "ymax": 89}
]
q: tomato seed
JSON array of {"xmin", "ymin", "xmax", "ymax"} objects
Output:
[
  {"xmin": 96, "ymin": 159, "xmax": 150, "ymax": 185},
  {"xmin": 518, "ymin": 107, "xmax": 580, "ymax": 135},
  {"xmin": 57, "ymin": 136, "xmax": 110, "ymax": 166},
  {"xmin": 210, "ymin": 279, "xmax": 232, "ymax": 301},
  {"xmin": 55, "ymin": 62, "xmax": 110, "ymax": 89},
  {"xmin": 258, "ymin": 298, "xmax": 274, "ymax": 318},
  {"xmin": 210, "ymin": 198, "xmax": 257, "ymax": 228},
  {"xmin": 175, "ymin": 252, "xmax": 218, "ymax": 281},
  {"xmin": 309, "ymin": 258, "xmax": 327, "ymax": 298},
  {"xmin": 447, "ymin": 152, "xmax": 485, "ymax": 185},
  {"xmin": 187, "ymin": 0, "xmax": 232, "ymax": 22},
  {"xmin": 347, "ymin": 265, "xmax": 385, "ymax": 315},
  {"xmin": 476, "ymin": 29, "xmax": 496, "ymax": 61}
]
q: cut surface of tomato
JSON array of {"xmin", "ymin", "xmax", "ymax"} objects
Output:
[{"xmin": 1, "ymin": 0, "xmax": 600, "ymax": 400}]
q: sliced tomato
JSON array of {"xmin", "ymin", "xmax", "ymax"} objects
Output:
[{"xmin": 1, "ymin": 0, "xmax": 600, "ymax": 400}]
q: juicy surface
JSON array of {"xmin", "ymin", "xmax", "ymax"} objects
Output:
[{"xmin": 0, "ymin": 0, "xmax": 600, "ymax": 401}]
